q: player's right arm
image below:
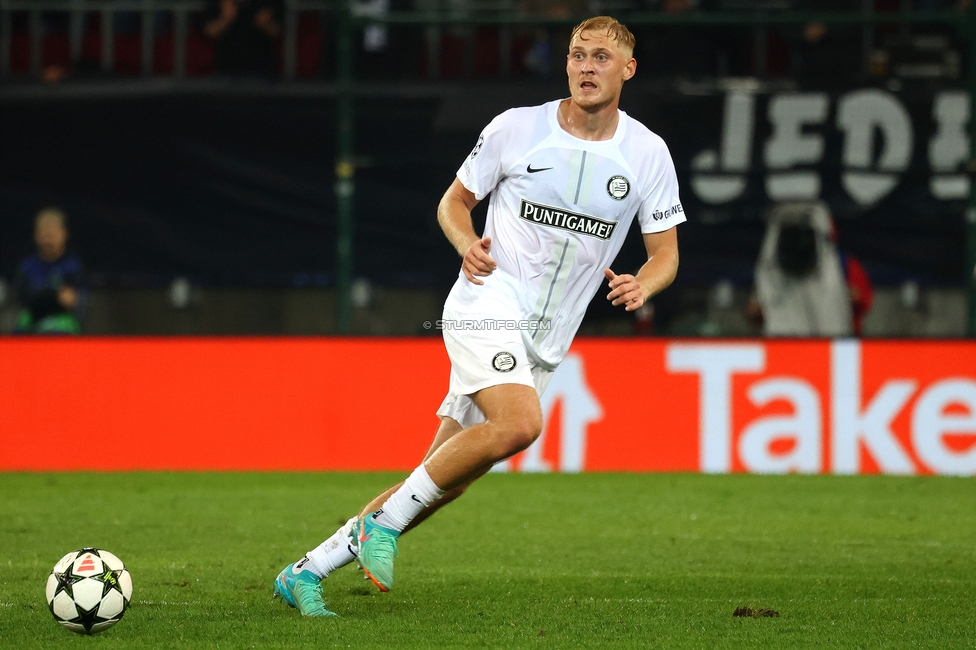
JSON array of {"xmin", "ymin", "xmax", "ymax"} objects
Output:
[{"xmin": 437, "ymin": 178, "xmax": 497, "ymax": 285}]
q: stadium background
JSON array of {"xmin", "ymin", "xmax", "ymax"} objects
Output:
[{"xmin": 1, "ymin": 0, "xmax": 974, "ymax": 476}]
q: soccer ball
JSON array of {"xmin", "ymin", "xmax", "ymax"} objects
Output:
[{"xmin": 46, "ymin": 548, "xmax": 133, "ymax": 634}]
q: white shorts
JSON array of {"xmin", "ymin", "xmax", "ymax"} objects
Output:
[{"xmin": 436, "ymin": 310, "xmax": 554, "ymax": 428}]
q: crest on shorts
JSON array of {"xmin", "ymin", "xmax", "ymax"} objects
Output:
[
  {"xmin": 607, "ymin": 175, "xmax": 630, "ymax": 200},
  {"xmin": 492, "ymin": 352, "xmax": 516, "ymax": 372}
]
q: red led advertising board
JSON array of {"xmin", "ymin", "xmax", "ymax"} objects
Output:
[{"xmin": 1, "ymin": 338, "xmax": 973, "ymax": 475}]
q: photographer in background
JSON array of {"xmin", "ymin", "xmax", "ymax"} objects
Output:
[
  {"xmin": 13, "ymin": 208, "xmax": 85, "ymax": 335},
  {"xmin": 748, "ymin": 201, "xmax": 861, "ymax": 338}
]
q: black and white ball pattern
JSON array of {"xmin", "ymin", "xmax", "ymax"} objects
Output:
[{"xmin": 46, "ymin": 548, "xmax": 133, "ymax": 634}]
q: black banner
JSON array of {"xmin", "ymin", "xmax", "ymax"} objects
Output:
[{"xmin": 0, "ymin": 83, "xmax": 966, "ymax": 291}]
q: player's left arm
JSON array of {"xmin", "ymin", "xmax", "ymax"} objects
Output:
[{"xmin": 605, "ymin": 227, "xmax": 679, "ymax": 312}]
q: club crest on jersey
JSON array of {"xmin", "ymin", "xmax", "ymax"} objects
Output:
[
  {"xmin": 469, "ymin": 134, "xmax": 485, "ymax": 159},
  {"xmin": 607, "ymin": 175, "xmax": 630, "ymax": 200},
  {"xmin": 518, "ymin": 199, "xmax": 617, "ymax": 241},
  {"xmin": 492, "ymin": 352, "xmax": 516, "ymax": 372}
]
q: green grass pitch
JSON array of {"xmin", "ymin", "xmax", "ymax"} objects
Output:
[{"xmin": 1, "ymin": 472, "xmax": 973, "ymax": 648}]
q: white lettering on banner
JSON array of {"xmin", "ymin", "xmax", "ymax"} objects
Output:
[
  {"xmin": 911, "ymin": 379, "xmax": 976, "ymax": 476},
  {"xmin": 690, "ymin": 89, "xmax": 971, "ymax": 205},
  {"xmin": 764, "ymin": 93, "xmax": 829, "ymax": 201},
  {"xmin": 929, "ymin": 91, "xmax": 971, "ymax": 200},
  {"xmin": 739, "ymin": 378, "xmax": 822, "ymax": 473},
  {"xmin": 666, "ymin": 341, "xmax": 976, "ymax": 476},
  {"xmin": 493, "ymin": 353, "xmax": 602, "ymax": 473},
  {"xmin": 836, "ymin": 89, "xmax": 914, "ymax": 206},
  {"xmin": 666, "ymin": 345, "xmax": 765, "ymax": 473},
  {"xmin": 830, "ymin": 340, "xmax": 917, "ymax": 475},
  {"xmin": 690, "ymin": 92, "xmax": 755, "ymax": 204}
]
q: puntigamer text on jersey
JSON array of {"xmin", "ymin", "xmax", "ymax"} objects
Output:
[{"xmin": 518, "ymin": 199, "xmax": 618, "ymax": 240}]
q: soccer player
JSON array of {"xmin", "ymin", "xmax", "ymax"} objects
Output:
[{"xmin": 274, "ymin": 15, "xmax": 685, "ymax": 616}]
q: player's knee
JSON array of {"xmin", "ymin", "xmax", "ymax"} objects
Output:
[{"xmin": 500, "ymin": 413, "xmax": 543, "ymax": 455}]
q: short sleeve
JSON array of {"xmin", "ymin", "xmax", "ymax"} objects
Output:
[
  {"xmin": 456, "ymin": 113, "xmax": 512, "ymax": 201},
  {"xmin": 637, "ymin": 140, "xmax": 686, "ymax": 234}
]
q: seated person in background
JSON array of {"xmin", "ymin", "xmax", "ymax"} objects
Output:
[
  {"xmin": 13, "ymin": 208, "xmax": 84, "ymax": 335},
  {"xmin": 204, "ymin": 0, "xmax": 282, "ymax": 77}
]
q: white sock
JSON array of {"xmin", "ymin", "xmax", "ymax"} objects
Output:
[
  {"xmin": 303, "ymin": 517, "xmax": 358, "ymax": 579},
  {"xmin": 371, "ymin": 464, "xmax": 445, "ymax": 532}
]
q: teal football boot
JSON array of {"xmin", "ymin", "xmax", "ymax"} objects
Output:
[
  {"xmin": 273, "ymin": 560, "xmax": 337, "ymax": 617},
  {"xmin": 357, "ymin": 513, "xmax": 400, "ymax": 592}
]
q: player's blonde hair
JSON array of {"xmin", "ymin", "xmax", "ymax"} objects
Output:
[{"xmin": 569, "ymin": 16, "xmax": 636, "ymax": 57}]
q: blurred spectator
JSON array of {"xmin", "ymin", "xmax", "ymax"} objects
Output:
[
  {"xmin": 520, "ymin": 0, "xmax": 586, "ymax": 77},
  {"xmin": 38, "ymin": 10, "xmax": 71, "ymax": 83},
  {"xmin": 916, "ymin": 0, "xmax": 969, "ymax": 10},
  {"xmin": 837, "ymin": 243, "xmax": 873, "ymax": 337},
  {"xmin": 640, "ymin": 0, "xmax": 718, "ymax": 78},
  {"xmin": 523, "ymin": 27, "xmax": 554, "ymax": 77},
  {"xmin": 787, "ymin": 0, "xmax": 863, "ymax": 87},
  {"xmin": 748, "ymin": 201, "xmax": 854, "ymax": 337},
  {"xmin": 204, "ymin": 0, "xmax": 283, "ymax": 77},
  {"xmin": 519, "ymin": 0, "xmax": 587, "ymax": 16},
  {"xmin": 13, "ymin": 208, "xmax": 85, "ymax": 335}
]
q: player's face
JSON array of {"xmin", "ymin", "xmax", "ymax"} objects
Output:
[{"xmin": 566, "ymin": 30, "xmax": 636, "ymax": 112}]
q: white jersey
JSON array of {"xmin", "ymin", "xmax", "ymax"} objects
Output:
[{"xmin": 446, "ymin": 99, "xmax": 685, "ymax": 369}]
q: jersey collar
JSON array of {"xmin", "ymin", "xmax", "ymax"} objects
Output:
[{"xmin": 547, "ymin": 99, "xmax": 628, "ymax": 146}]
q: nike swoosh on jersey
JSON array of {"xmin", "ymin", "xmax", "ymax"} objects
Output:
[{"xmin": 526, "ymin": 164, "xmax": 553, "ymax": 173}]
